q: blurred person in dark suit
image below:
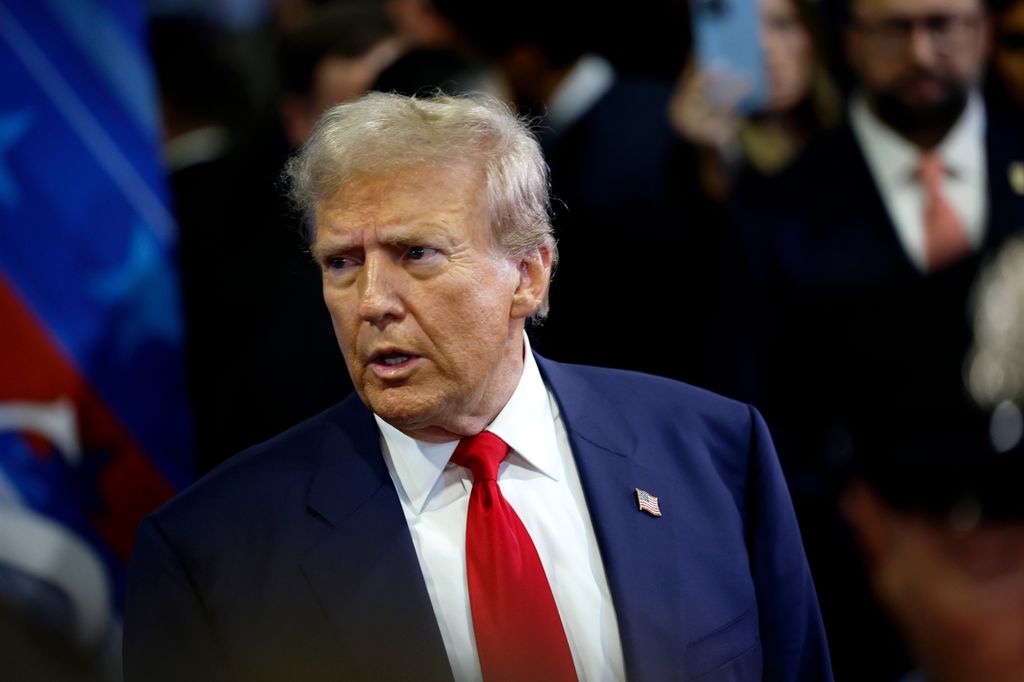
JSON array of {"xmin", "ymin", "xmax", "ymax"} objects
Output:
[
  {"xmin": 728, "ymin": 0, "xmax": 1024, "ymax": 481},
  {"xmin": 151, "ymin": 14, "xmax": 278, "ymax": 473},
  {"xmin": 724, "ymin": 0, "xmax": 1024, "ymax": 676},
  {"xmin": 433, "ymin": 0, "xmax": 702, "ymax": 381},
  {"xmin": 157, "ymin": 4, "xmax": 404, "ymax": 473}
]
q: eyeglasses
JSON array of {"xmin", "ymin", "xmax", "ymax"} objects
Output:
[{"xmin": 852, "ymin": 12, "xmax": 984, "ymax": 55}]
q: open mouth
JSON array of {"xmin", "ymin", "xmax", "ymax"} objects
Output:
[
  {"xmin": 380, "ymin": 354, "xmax": 411, "ymax": 366},
  {"xmin": 369, "ymin": 350, "xmax": 421, "ymax": 371}
]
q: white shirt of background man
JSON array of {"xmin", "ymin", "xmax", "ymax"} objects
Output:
[{"xmin": 850, "ymin": 90, "xmax": 988, "ymax": 272}]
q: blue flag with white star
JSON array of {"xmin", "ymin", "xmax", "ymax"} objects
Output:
[{"xmin": 0, "ymin": 0, "xmax": 192, "ymax": 667}]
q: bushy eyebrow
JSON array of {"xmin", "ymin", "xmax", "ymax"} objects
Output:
[
  {"xmin": 310, "ymin": 223, "xmax": 462, "ymax": 261},
  {"xmin": 376, "ymin": 223, "xmax": 460, "ymax": 247},
  {"xmin": 309, "ymin": 239, "xmax": 355, "ymax": 262}
]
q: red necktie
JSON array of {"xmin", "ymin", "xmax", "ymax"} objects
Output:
[
  {"xmin": 918, "ymin": 152, "xmax": 971, "ymax": 271},
  {"xmin": 451, "ymin": 432, "xmax": 577, "ymax": 682}
]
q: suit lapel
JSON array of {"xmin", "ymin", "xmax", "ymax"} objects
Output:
[
  {"xmin": 299, "ymin": 397, "xmax": 453, "ymax": 681},
  {"xmin": 837, "ymin": 126, "xmax": 923, "ymax": 279},
  {"xmin": 984, "ymin": 118, "xmax": 1024, "ymax": 249},
  {"xmin": 536, "ymin": 356, "xmax": 687, "ymax": 680}
]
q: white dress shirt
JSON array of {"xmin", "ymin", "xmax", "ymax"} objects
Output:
[
  {"xmin": 849, "ymin": 91, "xmax": 988, "ymax": 272},
  {"xmin": 377, "ymin": 334, "xmax": 626, "ymax": 682}
]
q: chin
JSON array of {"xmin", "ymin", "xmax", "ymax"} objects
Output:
[{"xmin": 363, "ymin": 385, "xmax": 441, "ymax": 428}]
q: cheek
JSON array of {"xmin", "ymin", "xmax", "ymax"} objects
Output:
[
  {"xmin": 791, "ymin": 35, "xmax": 812, "ymax": 75},
  {"xmin": 443, "ymin": 294, "xmax": 511, "ymax": 351},
  {"xmin": 777, "ymin": 34, "xmax": 811, "ymax": 79},
  {"xmin": 765, "ymin": 34, "xmax": 812, "ymax": 85},
  {"xmin": 323, "ymin": 292, "xmax": 359, "ymax": 355},
  {"xmin": 862, "ymin": 60, "xmax": 900, "ymax": 92},
  {"xmin": 434, "ymin": 284, "xmax": 515, "ymax": 363},
  {"xmin": 848, "ymin": 39, "xmax": 895, "ymax": 88}
]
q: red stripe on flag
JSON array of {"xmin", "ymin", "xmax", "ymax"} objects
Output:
[{"xmin": 0, "ymin": 273, "xmax": 177, "ymax": 561}]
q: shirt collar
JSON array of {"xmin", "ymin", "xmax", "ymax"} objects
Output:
[
  {"xmin": 850, "ymin": 90, "xmax": 986, "ymax": 184},
  {"xmin": 376, "ymin": 332, "xmax": 562, "ymax": 514},
  {"xmin": 936, "ymin": 90, "xmax": 985, "ymax": 180}
]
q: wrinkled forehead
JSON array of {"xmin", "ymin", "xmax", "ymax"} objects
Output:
[
  {"xmin": 326, "ymin": 160, "xmax": 488, "ymax": 205},
  {"xmin": 310, "ymin": 159, "xmax": 492, "ymax": 237},
  {"xmin": 850, "ymin": 0, "xmax": 983, "ymax": 17},
  {"xmin": 312, "ymin": 161, "xmax": 495, "ymax": 243}
]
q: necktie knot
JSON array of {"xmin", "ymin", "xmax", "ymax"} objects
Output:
[
  {"xmin": 917, "ymin": 151, "xmax": 946, "ymax": 186},
  {"xmin": 451, "ymin": 431, "xmax": 509, "ymax": 482}
]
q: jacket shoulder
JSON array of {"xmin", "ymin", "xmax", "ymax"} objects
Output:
[
  {"xmin": 145, "ymin": 397, "xmax": 365, "ymax": 540},
  {"xmin": 554, "ymin": 361, "xmax": 752, "ymax": 419},
  {"xmin": 538, "ymin": 358, "xmax": 761, "ymax": 464}
]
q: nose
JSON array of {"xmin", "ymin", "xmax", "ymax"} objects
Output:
[
  {"xmin": 908, "ymin": 23, "xmax": 939, "ymax": 66},
  {"xmin": 357, "ymin": 254, "xmax": 403, "ymax": 326}
]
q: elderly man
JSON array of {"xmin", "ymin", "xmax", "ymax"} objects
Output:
[{"xmin": 124, "ymin": 94, "xmax": 830, "ymax": 681}]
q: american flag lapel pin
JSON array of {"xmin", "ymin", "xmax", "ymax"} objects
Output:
[{"xmin": 635, "ymin": 488, "xmax": 662, "ymax": 517}]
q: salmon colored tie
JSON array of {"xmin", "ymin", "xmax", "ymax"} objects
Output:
[
  {"xmin": 451, "ymin": 431, "xmax": 577, "ymax": 682},
  {"xmin": 918, "ymin": 152, "xmax": 971, "ymax": 271}
]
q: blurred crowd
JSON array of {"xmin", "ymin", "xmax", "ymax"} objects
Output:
[{"xmin": 147, "ymin": 0, "xmax": 1024, "ymax": 680}]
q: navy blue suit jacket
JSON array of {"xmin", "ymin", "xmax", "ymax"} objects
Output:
[{"xmin": 124, "ymin": 356, "xmax": 831, "ymax": 681}]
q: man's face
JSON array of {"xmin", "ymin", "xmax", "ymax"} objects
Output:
[
  {"xmin": 846, "ymin": 0, "xmax": 988, "ymax": 134},
  {"xmin": 312, "ymin": 163, "xmax": 549, "ymax": 441}
]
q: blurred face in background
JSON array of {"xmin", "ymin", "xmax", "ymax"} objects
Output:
[
  {"xmin": 281, "ymin": 39, "xmax": 403, "ymax": 148},
  {"xmin": 846, "ymin": 0, "xmax": 989, "ymax": 136},
  {"xmin": 760, "ymin": 0, "xmax": 815, "ymax": 112},
  {"xmin": 994, "ymin": 0, "xmax": 1024, "ymax": 109},
  {"xmin": 846, "ymin": 484, "xmax": 1024, "ymax": 682}
]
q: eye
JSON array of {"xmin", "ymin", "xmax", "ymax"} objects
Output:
[
  {"xmin": 405, "ymin": 246, "xmax": 439, "ymax": 262},
  {"xmin": 325, "ymin": 254, "xmax": 360, "ymax": 275}
]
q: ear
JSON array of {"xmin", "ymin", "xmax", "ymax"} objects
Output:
[{"xmin": 509, "ymin": 243, "xmax": 553, "ymax": 320}]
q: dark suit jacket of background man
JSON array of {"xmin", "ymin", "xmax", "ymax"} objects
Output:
[
  {"xmin": 124, "ymin": 354, "xmax": 832, "ymax": 681},
  {"xmin": 722, "ymin": 109, "xmax": 1024, "ymax": 680},
  {"xmin": 526, "ymin": 76, "xmax": 719, "ymax": 386}
]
